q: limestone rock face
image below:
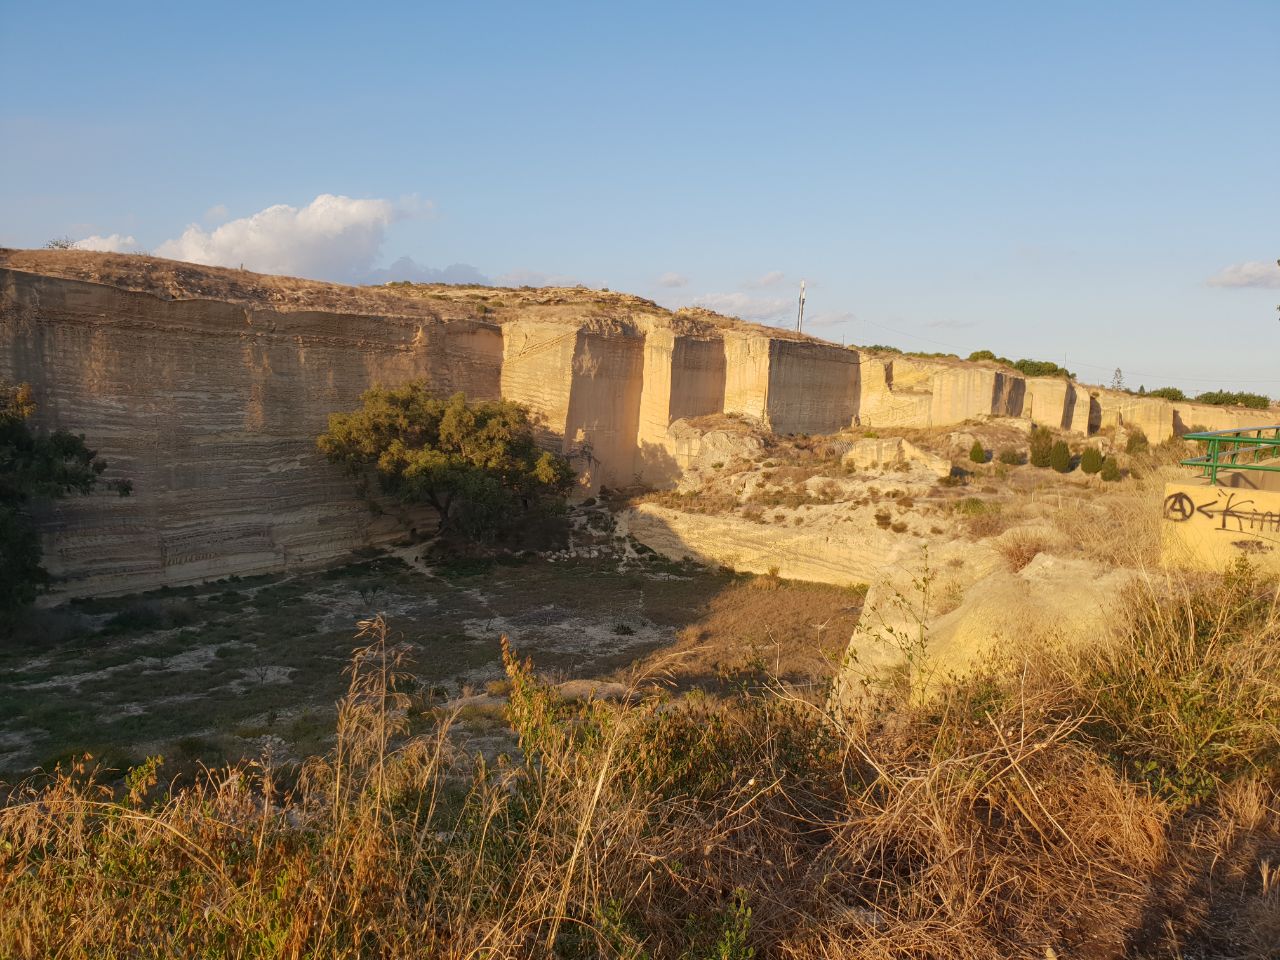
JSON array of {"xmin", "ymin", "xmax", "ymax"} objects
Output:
[
  {"xmin": 1, "ymin": 267, "xmax": 499, "ymax": 596},
  {"xmin": 841, "ymin": 437, "xmax": 952, "ymax": 479},
  {"xmin": 832, "ymin": 548, "xmax": 1136, "ymax": 707},
  {"xmin": 6, "ymin": 250, "xmax": 1272, "ymax": 596},
  {"xmin": 619, "ymin": 502, "xmax": 919, "ymax": 587}
]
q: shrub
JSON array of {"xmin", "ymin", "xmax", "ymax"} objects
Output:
[
  {"xmin": 996, "ymin": 448, "xmax": 1024, "ymax": 466},
  {"xmin": 318, "ymin": 385, "xmax": 574, "ymax": 540},
  {"xmin": 1100, "ymin": 456, "xmax": 1121, "ymax": 481},
  {"xmin": 1049, "ymin": 441, "xmax": 1072, "ymax": 473},
  {"xmin": 1193, "ymin": 390, "xmax": 1271, "ymax": 409},
  {"xmin": 1079, "ymin": 447, "xmax": 1104, "ymax": 474},
  {"xmin": 1029, "ymin": 426, "xmax": 1054, "ymax": 468},
  {"xmin": 968, "ymin": 441, "xmax": 986, "ymax": 463},
  {"xmin": 1071, "ymin": 560, "xmax": 1280, "ymax": 806},
  {"xmin": 1124, "ymin": 427, "xmax": 1149, "ymax": 455},
  {"xmin": 1146, "ymin": 386, "xmax": 1187, "ymax": 402},
  {"xmin": 2, "ymin": 382, "xmax": 131, "ymax": 623}
]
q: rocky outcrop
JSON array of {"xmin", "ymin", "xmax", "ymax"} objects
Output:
[
  {"xmin": 4, "ymin": 249, "xmax": 1273, "ymax": 595},
  {"xmin": 840, "ymin": 437, "xmax": 952, "ymax": 479}
]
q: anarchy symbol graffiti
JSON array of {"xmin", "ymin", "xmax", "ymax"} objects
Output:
[{"xmin": 1163, "ymin": 492, "xmax": 1196, "ymax": 523}]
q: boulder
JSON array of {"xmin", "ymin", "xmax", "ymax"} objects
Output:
[{"xmin": 842, "ymin": 437, "xmax": 952, "ymax": 479}]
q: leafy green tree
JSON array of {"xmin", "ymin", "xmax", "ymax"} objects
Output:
[
  {"xmin": 318, "ymin": 385, "xmax": 575, "ymax": 540},
  {"xmin": 1100, "ymin": 456, "xmax": 1122, "ymax": 481},
  {"xmin": 1049, "ymin": 440, "xmax": 1072, "ymax": 473},
  {"xmin": 1029, "ymin": 425, "xmax": 1054, "ymax": 468},
  {"xmin": 968, "ymin": 440, "xmax": 986, "ymax": 463},
  {"xmin": 1, "ymin": 383, "xmax": 131, "ymax": 621},
  {"xmin": 1147, "ymin": 386, "xmax": 1187, "ymax": 402},
  {"xmin": 1080, "ymin": 447, "xmax": 1104, "ymax": 475}
]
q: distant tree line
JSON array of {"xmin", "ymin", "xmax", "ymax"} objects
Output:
[
  {"xmin": 966, "ymin": 351, "xmax": 1075, "ymax": 380},
  {"xmin": 1133, "ymin": 386, "xmax": 1272, "ymax": 409}
]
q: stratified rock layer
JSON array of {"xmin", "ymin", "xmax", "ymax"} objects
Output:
[{"xmin": 2, "ymin": 249, "xmax": 1272, "ymax": 595}]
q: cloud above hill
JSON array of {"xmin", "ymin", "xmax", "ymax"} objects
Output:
[
  {"xmin": 155, "ymin": 194, "xmax": 403, "ymax": 281},
  {"xmin": 691, "ymin": 291, "xmax": 791, "ymax": 322},
  {"xmin": 73, "ymin": 233, "xmax": 139, "ymax": 253},
  {"xmin": 1207, "ymin": 260, "xmax": 1280, "ymax": 289}
]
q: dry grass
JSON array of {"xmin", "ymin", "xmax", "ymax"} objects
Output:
[{"xmin": 2, "ymin": 560, "xmax": 1279, "ymax": 958}]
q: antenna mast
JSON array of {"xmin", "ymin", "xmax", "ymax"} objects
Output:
[{"xmin": 796, "ymin": 279, "xmax": 806, "ymax": 333}]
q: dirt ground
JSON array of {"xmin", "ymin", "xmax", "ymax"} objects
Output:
[{"xmin": 0, "ymin": 544, "xmax": 862, "ymax": 784}]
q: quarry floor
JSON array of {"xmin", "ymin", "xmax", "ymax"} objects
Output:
[{"xmin": 0, "ymin": 547, "xmax": 863, "ymax": 783}]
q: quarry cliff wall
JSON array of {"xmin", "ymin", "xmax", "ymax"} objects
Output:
[{"xmin": 1, "ymin": 253, "xmax": 1271, "ymax": 595}]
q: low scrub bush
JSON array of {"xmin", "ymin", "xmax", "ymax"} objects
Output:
[
  {"xmin": 1049, "ymin": 440, "xmax": 1072, "ymax": 473},
  {"xmin": 1029, "ymin": 425, "xmax": 1054, "ymax": 468},
  {"xmin": 3, "ymin": 565, "xmax": 1279, "ymax": 958},
  {"xmin": 996, "ymin": 447, "xmax": 1023, "ymax": 466},
  {"xmin": 1080, "ymin": 446, "xmax": 1104, "ymax": 474},
  {"xmin": 1101, "ymin": 456, "xmax": 1121, "ymax": 481},
  {"xmin": 968, "ymin": 440, "xmax": 986, "ymax": 463},
  {"xmin": 1125, "ymin": 426, "xmax": 1150, "ymax": 455}
]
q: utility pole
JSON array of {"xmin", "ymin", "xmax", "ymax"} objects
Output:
[{"xmin": 796, "ymin": 279, "xmax": 806, "ymax": 333}]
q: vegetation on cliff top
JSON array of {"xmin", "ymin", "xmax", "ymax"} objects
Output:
[
  {"xmin": 0, "ymin": 382, "xmax": 130, "ymax": 625},
  {"xmin": 318, "ymin": 385, "xmax": 574, "ymax": 541}
]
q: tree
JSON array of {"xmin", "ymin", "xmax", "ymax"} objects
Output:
[
  {"xmin": 318, "ymin": 385, "xmax": 575, "ymax": 540},
  {"xmin": 1080, "ymin": 447, "xmax": 1104, "ymax": 474},
  {"xmin": 43, "ymin": 236, "xmax": 77, "ymax": 250},
  {"xmin": 1111, "ymin": 368, "xmax": 1126, "ymax": 391},
  {"xmin": 968, "ymin": 440, "xmax": 986, "ymax": 463},
  {"xmin": 1, "ymin": 382, "xmax": 131, "ymax": 621},
  {"xmin": 1100, "ymin": 456, "xmax": 1121, "ymax": 482},
  {"xmin": 1029, "ymin": 425, "xmax": 1054, "ymax": 468},
  {"xmin": 1147, "ymin": 386, "xmax": 1187, "ymax": 402},
  {"xmin": 1049, "ymin": 440, "xmax": 1072, "ymax": 473}
]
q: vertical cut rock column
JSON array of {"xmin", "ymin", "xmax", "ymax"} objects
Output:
[{"xmin": 634, "ymin": 330, "xmax": 726, "ymax": 486}]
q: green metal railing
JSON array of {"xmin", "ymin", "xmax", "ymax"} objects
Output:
[{"xmin": 1180, "ymin": 425, "xmax": 1280, "ymax": 485}]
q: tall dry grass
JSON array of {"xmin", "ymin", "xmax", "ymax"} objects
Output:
[{"xmin": 2, "ymin": 558, "xmax": 1279, "ymax": 958}]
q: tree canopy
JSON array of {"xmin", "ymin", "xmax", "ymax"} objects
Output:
[
  {"xmin": 317, "ymin": 385, "xmax": 575, "ymax": 539},
  {"xmin": 1, "ymin": 383, "xmax": 131, "ymax": 620}
]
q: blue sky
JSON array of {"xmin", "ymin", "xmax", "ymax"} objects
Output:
[{"xmin": 2, "ymin": 1, "xmax": 1277, "ymax": 394}]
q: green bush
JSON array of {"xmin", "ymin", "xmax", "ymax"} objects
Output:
[
  {"xmin": 1049, "ymin": 440, "xmax": 1072, "ymax": 473},
  {"xmin": 318, "ymin": 385, "xmax": 574, "ymax": 540},
  {"xmin": 968, "ymin": 441, "xmax": 986, "ymax": 463},
  {"xmin": 997, "ymin": 448, "xmax": 1023, "ymax": 466},
  {"xmin": 1124, "ymin": 427, "xmax": 1149, "ymax": 455},
  {"xmin": 1, "ymin": 382, "xmax": 131, "ymax": 623},
  {"xmin": 1079, "ymin": 447, "xmax": 1104, "ymax": 475},
  {"xmin": 1029, "ymin": 426, "xmax": 1054, "ymax": 468},
  {"xmin": 1193, "ymin": 390, "xmax": 1271, "ymax": 409},
  {"xmin": 1100, "ymin": 457, "xmax": 1121, "ymax": 481},
  {"xmin": 1146, "ymin": 386, "xmax": 1187, "ymax": 402}
]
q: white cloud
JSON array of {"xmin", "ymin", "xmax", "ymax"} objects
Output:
[
  {"xmin": 73, "ymin": 233, "xmax": 139, "ymax": 253},
  {"xmin": 495, "ymin": 269, "xmax": 582, "ymax": 287},
  {"xmin": 745, "ymin": 270, "xmax": 785, "ymax": 288},
  {"xmin": 925, "ymin": 318, "xmax": 976, "ymax": 329},
  {"xmin": 1207, "ymin": 260, "xmax": 1280, "ymax": 289},
  {"xmin": 807, "ymin": 310, "xmax": 857, "ymax": 327},
  {"xmin": 691, "ymin": 291, "xmax": 792, "ymax": 322},
  {"xmin": 204, "ymin": 203, "xmax": 229, "ymax": 224},
  {"xmin": 156, "ymin": 194, "xmax": 401, "ymax": 281},
  {"xmin": 657, "ymin": 271, "xmax": 688, "ymax": 288},
  {"xmin": 365, "ymin": 256, "xmax": 490, "ymax": 285}
]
